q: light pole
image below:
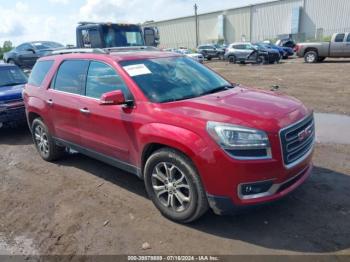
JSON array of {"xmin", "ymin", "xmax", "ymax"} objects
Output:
[{"xmin": 194, "ymin": 4, "xmax": 199, "ymax": 47}]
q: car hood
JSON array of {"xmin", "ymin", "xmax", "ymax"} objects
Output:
[
  {"xmin": 0, "ymin": 84, "xmax": 25, "ymax": 102},
  {"xmin": 186, "ymin": 53, "xmax": 203, "ymax": 58},
  {"xmin": 159, "ymin": 86, "xmax": 309, "ymax": 133}
]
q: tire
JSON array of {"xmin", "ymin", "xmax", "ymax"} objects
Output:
[
  {"xmin": 31, "ymin": 118, "xmax": 65, "ymax": 161},
  {"xmin": 144, "ymin": 148, "xmax": 209, "ymax": 223},
  {"xmin": 228, "ymin": 55, "xmax": 236, "ymax": 64},
  {"xmin": 7, "ymin": 59, "xmax": 16, "ymax": 65},
  {"xmin": 304, "ymin": 51, "xmax": 318, "ymax": 63},
  {"xmin": 256, "ymin": 55, "xmax": 266, "ymax": 65},
  {"xmin": 207, "ymin": 57, "xmax": 212, "ymax": 61}
]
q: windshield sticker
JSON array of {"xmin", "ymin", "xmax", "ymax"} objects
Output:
[{"xmin": 123, "ymin": 64, "xmax": 151, "ymax": 77}]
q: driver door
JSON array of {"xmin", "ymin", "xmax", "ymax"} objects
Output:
[
  {"xmin": 79, "ymin": 61, "xmax": 135, "ymax": 163},
  {"xmin": 17, "ymin": 44, "xmax": 38, "ymax": 67}
]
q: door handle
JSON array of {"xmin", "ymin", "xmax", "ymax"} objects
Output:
[
  {"xmin": 46, "ymin": 99, "xmax": 53, "ymax": 106},
  {"xmin": 80, "ymin": 108, "xmax": 90, "ymax": 114}
]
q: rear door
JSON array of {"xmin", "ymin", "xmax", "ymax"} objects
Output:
[
  {"xmin": 47, "ymin": 60, "xmax": 89, "ymax": 144},
  {"xmin": 330, "ymin": 33, "xmax": 346, "ymax": 57},
  {"xmin": 79, "ymin": 61, "xmax": 134, "ymax": 163}
]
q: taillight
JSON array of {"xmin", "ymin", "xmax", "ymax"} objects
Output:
[{"xmin": 294, "ymin": 44, "xmax": 300, "ymax": 52}]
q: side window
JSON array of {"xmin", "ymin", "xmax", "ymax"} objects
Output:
[
  {"xmin": 335, "ymin": 34, "xmax": 345, "ymax": 42},
  {"xmin": 54, "ymin": 60, "xmax": 89, "ymax": 95},
  {"xmin": 347, "ymin": 34, "xmax": 350, "ymax": 42},
  {"xmin": 17, "ymin": 43, "xmax": 32, "ymax": 52},
  {"xmin": 85, "ymin": 61, "xmax": 129, "ymax": 99},
  {"xmin": 81, "ymin": 30, "xmax": 91, "ymax": 48},
  {"xmin": 81, "ymin": 29, "xmax": 102, "ymax": 48},
  {"xmin": 28, "ymin": 60, "xmax": 54, "ymax": 87}
]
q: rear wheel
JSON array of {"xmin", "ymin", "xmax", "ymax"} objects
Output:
[
  {"xmin": 144, "ymin": 148, "xmax": 209, "ymax": 223},
  {"xmin": 31, "ymin": 118, "xmax": 65, "ymax": 161},
  {"xmin": 304, "ymin": 51, "xmax": 318, "ymax": 63},
  {"xmin": 228, "ymin": 55, "xmax": 236, "ymax": 64},
  {"xmin": 7, "ymin": 59, "xmax": 16, "ymax": 65}
]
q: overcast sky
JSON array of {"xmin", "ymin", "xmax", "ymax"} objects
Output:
[{"xmin": 0, "ymin": 0, "xmax": 271, "ymax": 46}]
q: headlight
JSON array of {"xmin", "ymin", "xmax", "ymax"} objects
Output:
[{"xmin": 207, "ymin": 121, "xmax": 272, "ymax": 160}]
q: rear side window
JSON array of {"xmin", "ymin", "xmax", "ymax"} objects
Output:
[
  {"xmin": 54, "ymin": 60, "xmax": 89, "ymax": 94},
  {"xmin": 335, "ymin": 34, "xmax": 345, "ymax": 42},
  {"xmin": 28, "ymin": 60, "xmax": 54, "ymax": 87},
  {"xmin": 85, "ymin": 61, "xmax": 128, "ymax": 99},
  {"xmin": 347, "ymin": 34, "xmax": 350, "ymax": 42}
]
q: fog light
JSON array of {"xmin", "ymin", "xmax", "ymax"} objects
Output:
[{"xmin": 240, "ymin": 181, "xmax": 273, "ymax": 196}]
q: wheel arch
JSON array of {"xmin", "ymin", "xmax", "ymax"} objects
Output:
[
  {"xmin": 303, "ymin": 47, "xmax": 319, "ymax": 57},
  {"xmin": 139, "ymin": 123, "xmax": 209, "ymax": 177}
]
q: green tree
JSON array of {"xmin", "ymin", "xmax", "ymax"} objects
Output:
[{"xmin": 0, "ymin": 40, "xmax": 14, "ymax": 60}]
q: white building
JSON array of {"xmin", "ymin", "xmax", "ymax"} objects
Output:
[{"xmin": 146, "ymin": 0, "xmax": 350, "ymax": 48}]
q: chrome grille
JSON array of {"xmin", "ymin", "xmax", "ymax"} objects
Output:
[{"xmin": 280, "ymin": 114, "xmax": 315, "ymax": 168}]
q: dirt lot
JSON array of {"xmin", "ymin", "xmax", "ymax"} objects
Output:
[
  {"xmin": 0, "ymin": 58, "xmax": 350, "ymax": 256},
  {"xmin": 207, "ymin": 58, "xmax": 350, "ymax": 115}
]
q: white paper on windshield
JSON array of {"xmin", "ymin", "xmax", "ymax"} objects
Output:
[{"xmin": 123, "ymin": 64, "xmax": 152, "ymax": 77}]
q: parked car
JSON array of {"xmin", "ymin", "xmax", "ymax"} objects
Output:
[
  {"xmin": 24, "ymin": 49, "xmax": 314, "ymax": 223},
  {"xmin": 296, "ymin": 33, "xmax": 350, "ymax": 63},
  {"xmin": 224, "ymin": 42, "xmax": 280, "ymax": 64},
  {"xmin": 176, "ymin": 49, "xmax": 204, "ymax": 63},
  {"xmin": 3, "ymin": 41, "xmax": 64, "ymax": 68},
  {"xmin": 259, "ymin": 43, "xmax": 294, "ymax": 59},
  {"xmin": 197, "ymin": 44, "xmax": 225, "ymax": 60},
  {"xmin": 276, "ymin": 38, "xmax": 296, "ymax": 49},
  {"xmin": 0, "ymin": 64, "xmax": 28, "ymax": 128}
]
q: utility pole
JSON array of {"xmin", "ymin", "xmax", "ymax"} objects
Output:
[{"xmin": 194, "ymin": 4, "xmax": 199, "ymax": 47}]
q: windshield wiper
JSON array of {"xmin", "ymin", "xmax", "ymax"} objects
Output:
[
  {"xmin": 199, "ymin": 84, "xmax": 236, "ymax": 97},
  {"xmin": 0, "ymin": 82, "xmax": 26, "ymax": 87},
  {"xmin": 161, "ymin": 95, "xmax": 197, "ymax": 103}
]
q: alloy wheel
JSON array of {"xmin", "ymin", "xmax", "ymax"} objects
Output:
[
  {"xmin": 151, "ymin": 162, "xmax": 192, "ymax": 213},
  {"xmin": 34, "ymin": 125, "xmax": 50, "ymax": 157}
]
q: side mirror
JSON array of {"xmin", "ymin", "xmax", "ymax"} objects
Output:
[{"xmin": 100, "ymin": 90, "xmax": 126, "ymax": 105}]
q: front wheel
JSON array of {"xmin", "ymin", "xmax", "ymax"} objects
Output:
[
  {"xmin": 144, "ymin": 148, "xmax": 209, "ymax": 223},
  {"xmin": 256, "ymin": 55, "xmax": 266, "ymax": 65}
]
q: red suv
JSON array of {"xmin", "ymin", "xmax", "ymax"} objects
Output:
[{"xmin": 23, "ymin": 50, "xmax": 315, "ymax": 222}]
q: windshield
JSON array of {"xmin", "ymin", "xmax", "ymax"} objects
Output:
[
  {"xmin": 102, "ymin": 25, "xmax": 144, "ymax": 47},
  {"xmin": 120, "ymin": 57, "xmax": 231, "ymax": 103},
  {"xmin": 32, "ymin": 42, "xmax": 64, "ymax": 50},
  {"xmin": 0, "ymin": 67, "xmax": 27, "ymax": 87}
]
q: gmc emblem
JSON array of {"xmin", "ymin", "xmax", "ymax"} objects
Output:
[{"xmin": 298, "ymin": 125, "xmax": 313, "ymax": 142}]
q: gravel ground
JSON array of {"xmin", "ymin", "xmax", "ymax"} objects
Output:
[{"xmin": 0, "ymin": 58, "xmax": 349, "ymax": 256}]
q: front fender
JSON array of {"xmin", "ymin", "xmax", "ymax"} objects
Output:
[{"xmin": 138, "ymin": 123, "xmax": 215, "ymax": 180}]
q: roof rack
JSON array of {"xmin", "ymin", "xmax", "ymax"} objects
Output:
[
  {"xmin": 104, "ymin": 46, "xmax": 158, "ymax": 53},
  {"xmin": 50, "ymin": 48, "xmax": 107, "ymax": 55}
]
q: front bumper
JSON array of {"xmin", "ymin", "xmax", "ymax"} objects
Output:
[
  {"xmin": 207, "ymin": 163, "xmax": 313, "ymax": 215},
  {"xmin": 0, "ymin": 106, "xmax": 26, "ymax": 127}
]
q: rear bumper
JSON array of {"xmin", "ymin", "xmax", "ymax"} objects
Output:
[
  {"xmin": 0, "ymin": 106, "xmax": 26, "ymax": 127},
  {"xmin": 207, "ymin": 163, "xmax": 313, "ymax": 215}
]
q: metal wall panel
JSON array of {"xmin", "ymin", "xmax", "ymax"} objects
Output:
[
  {"xmin": 225, "ymin": 7, "xmax": 251, "ymax": 43},
  {"xmin": 151, "ymin": 16, "xmax": 197, "ymax": 48},
  {"xmin": 302, "ymin": 0, "xmax": 350, "ymax": 37},
  {"xmin": 148, "ymin": 7, "xmax": 251, "ymax": 48},
  {"xmin": 251, "ymin": 0, "xmax": 303, "ymax": 41}
]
